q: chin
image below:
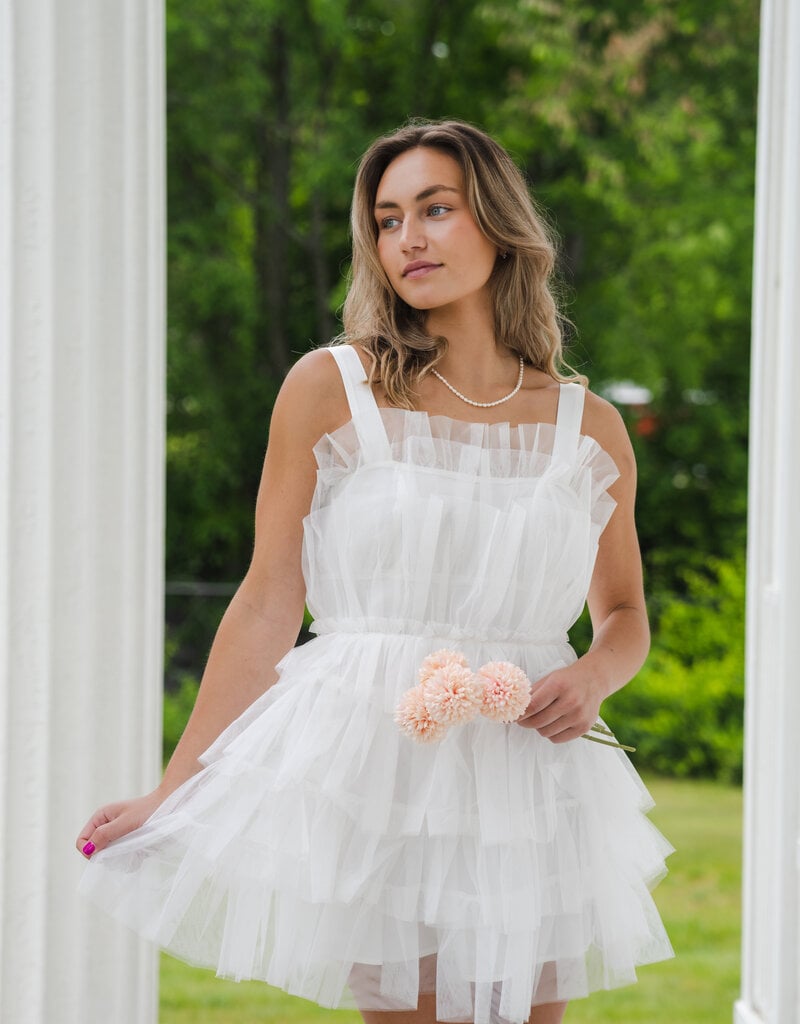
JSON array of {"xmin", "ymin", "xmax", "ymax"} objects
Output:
[{"xmin": 396, "ymin": 291, "xmax": 436, "ymax": 312}]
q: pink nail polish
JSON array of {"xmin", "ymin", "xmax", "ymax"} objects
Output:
[{"xmin": 82, "ymin": 841, "xmax": 96, "ymax": 856}]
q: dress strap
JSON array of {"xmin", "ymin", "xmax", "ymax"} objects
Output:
[
  {"xmin": 326, "ymin": 345, "xmax": 392, "ymax": 462},
  {"xmin": 551, "ymin": 382, "xmax": 585, "ymax": 464}
]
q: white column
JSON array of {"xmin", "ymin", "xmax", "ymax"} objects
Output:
[
  {"xmin": 0, "ymin": 2, "xmax": 165, "ymax": 1023},
  {"xmin": 736, "ymin": 0, "xmax": 800, "ymax": 1022}
]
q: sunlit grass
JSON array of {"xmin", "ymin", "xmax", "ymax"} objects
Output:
[{"xmin": 160, "ymin": 777, "xmax": 741, "ymax": 1024}]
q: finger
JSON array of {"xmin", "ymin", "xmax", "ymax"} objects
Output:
[
  {"xmin": 519, "ymin": 702, "xmax": 562, "ymax": 731},
  {"xmin": 545, "ymin": 725, "xmax": 589, "ymax": 745},
  {"xmin": 541, "ymin": 712, "xmax": 599, "ymax": 743},
  {"xmin": 516, "ymin": 704, "xmax": 566, "ymax": 733},
  {"xmin": 75, "ymin": 804, "xmax": 124, "ymax": 857},
  {"xmin": 76, "ymin": 811, "xmax": 110, "ymax": 855},
  {"xmin": 524, "ymin": 676, "xmax": 573, "ymax": 720},
  {"xmin": 542, "ymin": 730, "xmax": 571, "ymax": 745},
  {"xmin": 535, "ymin": 715, "xmax": 571, "ymax": 739},
  {"xmin": 516, "ymin": 714, "xmax": 540, "ymax": 730},
  {"xmin": 87, "ymin": 814, "xmax": 137, "ymax": 855}
]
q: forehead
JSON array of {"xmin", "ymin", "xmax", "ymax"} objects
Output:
[{"xmin": 375, "ymin": 147, "xmax": 464, "ymax": 204}]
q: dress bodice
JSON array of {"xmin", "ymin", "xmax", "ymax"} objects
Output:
[{"xmin": 302, "ymin": 345, "xmax": 619, "ymax": 644}]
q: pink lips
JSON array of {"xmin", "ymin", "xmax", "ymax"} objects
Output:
[{"xmin": 402, "ymin": 260, "xmax": 442, "ymax": 279}]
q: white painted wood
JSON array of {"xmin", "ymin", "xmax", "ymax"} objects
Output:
[
  {"xmin": 739, "ymin": 0, "xmax": 800, "ymax": 1021},
  {"xmin": 734, "ymin": 1003, "xmax": 768, "ymax": 1024},
  {"xmin": 0, "ymin": 1, "xmax": 165, "ymax": 1021}
]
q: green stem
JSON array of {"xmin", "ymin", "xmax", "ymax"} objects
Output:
[{"xmin": 582, "ymin": 728, "xmax": 636, "ymax": 753}]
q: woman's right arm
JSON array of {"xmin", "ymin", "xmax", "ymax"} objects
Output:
[{"xmin": 76, "ymin": 348, "xmax": 348, "ymax": 857}]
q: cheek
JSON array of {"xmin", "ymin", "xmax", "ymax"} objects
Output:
[
  {"xmin": 376, "ymin": 237, "xmax": 396, "ymax": 278},
  {"xmin": 451, "ymin": 224, "xmax": 497, "ymax": 271}
]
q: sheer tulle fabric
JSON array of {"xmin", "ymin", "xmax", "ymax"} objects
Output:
[{"xmin": 80, "ymin": 408, "xmax": 673, "ymax": 1024}]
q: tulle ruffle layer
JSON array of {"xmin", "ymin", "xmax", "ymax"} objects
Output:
[
  {"xmin": 80, "ymin": 634, "xmax": 673, "ymax": 1023},
  {"xmin": 314, "ymin": 409, "xmax": 618, "ymax": 487}
]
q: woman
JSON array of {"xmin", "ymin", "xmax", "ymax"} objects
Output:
[{"xmin": 77, "ymin": 120, "xmax": 673, "ymax": 1024}]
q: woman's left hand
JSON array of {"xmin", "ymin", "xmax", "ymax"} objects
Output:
[{"xmin": 515, "ymin": 662, "xmax": 604, "ymax": 744}]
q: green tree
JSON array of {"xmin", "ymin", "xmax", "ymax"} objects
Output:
[
  {"xmin": 604, "ymin": 556, "xmax": 746, "ymax": 782},
  {"xmin": 163, "ymin": 0, "xmax": 759, "ymax": 759},
  {"xmin": 480, "ymin": 0, "xmax": 757, "ymax": 581}
]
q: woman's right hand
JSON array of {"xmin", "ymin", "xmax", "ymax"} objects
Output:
[{"xmin": 76, "ymin": 789, "xmax": 166, "ymax": 859}]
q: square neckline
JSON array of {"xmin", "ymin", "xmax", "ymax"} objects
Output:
[
  {"xmin": 314, "ymin": 406, "xmax": 621, "ymax": 483},
  {"xmin": 324, "ymin": 344, "xmax": 604, "ymax": 470}
]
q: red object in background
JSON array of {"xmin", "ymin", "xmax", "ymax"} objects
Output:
[
  {"xmin": 634, "ymin": 412, "xmax": 659, "ymax": 437},
  {"xmin": 601, "ymin": 383, "xmax": 658, "ymax": 439}
]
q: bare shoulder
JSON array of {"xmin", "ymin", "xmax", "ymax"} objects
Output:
[
  {"xmin": 270, "ymin": 346, "xmax": 351, "ymax": 446},
  {"xmin": 581, "ymin": 388, "xmax": 636, "ymax": 477}
]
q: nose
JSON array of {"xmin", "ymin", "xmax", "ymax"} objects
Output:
[{"xmin": 399, "ymin": 214, "xmax": 426, "ymax": 252}]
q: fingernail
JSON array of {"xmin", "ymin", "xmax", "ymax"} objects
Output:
[{"xmin": 82, "ymin": 841, "xmax": 96, "ymax": 857}]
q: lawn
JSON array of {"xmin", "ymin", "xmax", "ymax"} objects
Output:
[{"xmin": 160, "ymin": 777, "xmax": 742, "ymax": 1024}]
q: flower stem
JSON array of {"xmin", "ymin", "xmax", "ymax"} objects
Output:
[{"xmin": 582, "ymin": 723, "xmax": 636, "ymax": 753}]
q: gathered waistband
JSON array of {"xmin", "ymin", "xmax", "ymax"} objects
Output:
[{"xmin": 308, "ymin": 615, "xmax": 568, "ymax": 647}]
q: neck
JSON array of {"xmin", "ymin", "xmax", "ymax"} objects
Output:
[{"xmin": 426, "ymin": 298, "xmax": 514, "ymax": 388}]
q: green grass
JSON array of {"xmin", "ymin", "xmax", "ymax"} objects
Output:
[{"xmin": 160, "ymin": 777, "xmax": 741, "ymax": 1023}]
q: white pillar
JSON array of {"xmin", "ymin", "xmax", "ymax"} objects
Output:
[
  {"xmin": 0, "ymin": 2, "xmax": 165, "ymax": 1023},
  {"xmin": 736, "ymin": 0, "xmax": 800, "ymax": 1022}
]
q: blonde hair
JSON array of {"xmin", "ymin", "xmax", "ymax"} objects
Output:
[{"xmin": 339, "ymin": 119, "xmax": 585, "ymax": 408}]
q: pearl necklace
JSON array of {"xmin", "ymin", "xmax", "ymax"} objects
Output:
[{"xmin": 431, "ymin": 355, "xmax": 525, "ymax": 408}]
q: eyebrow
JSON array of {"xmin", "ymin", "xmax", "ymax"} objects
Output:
[{"xmin": 374, "ymin": 184, "xmax": 460, "ymax": 210}]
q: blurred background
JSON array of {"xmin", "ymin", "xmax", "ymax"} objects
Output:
[
  {"xmin": 158, "ymin": 2, "xmax": 756, "ymax": 1021},
  {"xmin": 162, "ymin": 0, "xmax": 756, "ymax": 790}
]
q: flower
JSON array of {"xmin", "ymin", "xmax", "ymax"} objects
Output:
[
  {"xmin": 394, "ymin": 684, "xmax": 448, "ymax": 743},
  {"xmin": 423, "ymin": 662, "xmax": 483, "ymax": 725},
  {"xmin": 477, "ymin": 661, "xmax": 533, "ymax": 723},
  {"xmin": 418, "ymin": 648, "xmax": 470, "ymax": 685},
  {"xmin": 395, "ymin": 649, "xmax": 635, "ymax": 752}
]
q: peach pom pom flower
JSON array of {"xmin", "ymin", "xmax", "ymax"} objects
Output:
[
  {"xmin": 394, "ymin": 685, "xmax": 449, "ymax": 743},
  {"xmin": 395, "ymin": 649, "xmax": 531, "ymax": 743},
  {"xmin": 423, "ymin": 661, "xmax": 484, "ymax": 726},
  {"xmin": 418, "ymin": 648, "xmax": 470, "ymax": 686},
  {"xmin": 477, "ymin": 661, "xmax": 533, "ymax": 723},
  {"xmin": 395, "ymin": 648, "xmax": 635, "ymax": 751}
]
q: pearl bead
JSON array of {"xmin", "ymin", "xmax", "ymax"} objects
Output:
[{"xmin": 432, "ymin": 355, "xmax": 525, "ymax": 408}]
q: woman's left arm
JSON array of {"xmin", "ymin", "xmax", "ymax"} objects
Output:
[{"xmin": 516, "ymin": 394, "xmax": 649, "ymax": 743}]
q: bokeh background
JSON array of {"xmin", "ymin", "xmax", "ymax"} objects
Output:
[
  {"xmin": 163, "ymin": 0, "xmax": 756, "ymax": 784},
  {"xmin": 158, "ymin": 2, "xmax": 756, "ymax": 1020}
]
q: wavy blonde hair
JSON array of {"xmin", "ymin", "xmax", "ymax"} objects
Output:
[{"xmin": 338, "ymin": 119, "xmax": 585, "ymax": 408}]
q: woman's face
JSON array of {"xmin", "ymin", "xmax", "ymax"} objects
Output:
[{"xmin": 374, "ymin": 147, "xmax": 499, "ymax": 314}]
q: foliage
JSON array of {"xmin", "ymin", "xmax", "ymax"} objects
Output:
[
  {"xmin": 164, "ymin": 0, "xmax": 757, "ymax": 584},
  {"xmin": 162, "ymin": 0, "xmax": 758, "ymax": 778},
  {"xmin": 481, "ymin": 0, "xmax": 756, "ymax": 582},
  {"xmin": 604, "ymin": 556, "xmax": 745, "ymax": 782},
  {"xmin": 163, "ymin": 673, "xmax": 202, "ymax": 761},
  {"xmin": 163, "ymin": 0, "xmax": 514, "ymax": 586}
]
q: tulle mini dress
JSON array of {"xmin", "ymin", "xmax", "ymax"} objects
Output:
[{"xmin": 80, "ymin": 343, "xmax": 673, "ymax": 1024}]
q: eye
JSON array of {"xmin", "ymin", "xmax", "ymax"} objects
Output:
[
  {"xmin": 428, "ymin": 204, "xmax": 450, "ymax": 217},
  {"xmin": 378, "ymin": 215, "xmax": 401, "ymax": 230}
]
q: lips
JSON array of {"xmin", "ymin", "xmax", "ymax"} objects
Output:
[{"xmin": 402, "ymin": 260, "xmax": 442, "ymax": 279}]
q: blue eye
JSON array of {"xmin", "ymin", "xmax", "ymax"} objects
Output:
[
  {"xmin": 428, "ymin": 204, "xmax": 450, "ymax": 217},
  {"xmin": 379, "ymin": 216, "xmax": 401, "ymax": 230}
]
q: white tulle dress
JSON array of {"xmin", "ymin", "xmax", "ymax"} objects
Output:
[{"xmin": 80, "ymin": 343, "xmax": 673, "ymax": 1024}]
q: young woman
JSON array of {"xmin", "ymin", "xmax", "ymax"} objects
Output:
[{"xmin": 77, "ymin": 120, "xmax": 673, "ymax": 1024}]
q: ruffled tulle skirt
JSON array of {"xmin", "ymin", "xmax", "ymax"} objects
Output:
[{"xmin": 79, "ymin": 631, "xmax": 673, "ymax": 1024}]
